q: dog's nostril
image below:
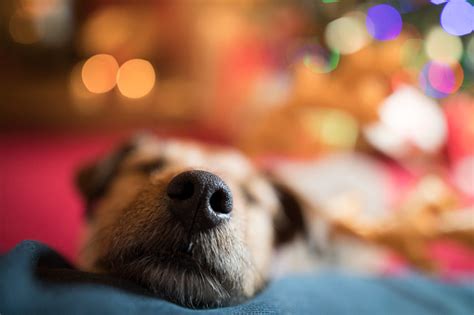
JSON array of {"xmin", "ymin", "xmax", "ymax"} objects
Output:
[
  {"xmin": 167, "ymin": 180, "xmax": 194, "ymax": 200},
  {"xmin": 209, "ymin": 189, "xmax": 232, "ymax": 214}
]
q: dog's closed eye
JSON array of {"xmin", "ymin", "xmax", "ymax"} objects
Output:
[
  {"xmin": 242, "ymin": 186, "xmax": 258, "ymax": 205},
  {"xmin": 135, "ymin": 158, "xmax": 166, "ymax": 174}
]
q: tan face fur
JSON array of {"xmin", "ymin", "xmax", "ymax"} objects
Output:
[{"xmin": 77, "ymin": 135, "xmax": 288, "ymax": 308}]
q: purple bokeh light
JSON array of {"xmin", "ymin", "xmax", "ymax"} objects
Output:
[
  {"xmin": 419, "ymin": 62, "xmax": 463, "ymax": 98},
  {"xmin": 419, "ymin": 63, "xmax": 448, "ymax": 99},
  {"xmin": 366, "ymin": 4, "xmax": 403, "ymax": 41},
  {"xmin": 427, "ymin": 62, "xmax": 456, "ymax": 94},
  {"xmin": 440, "ymin": 0, "xmax": 473, "ymax": 36}
]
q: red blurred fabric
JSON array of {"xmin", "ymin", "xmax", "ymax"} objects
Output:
[{"xmin": 0, "ymin": 132, "xmax": 128, "ymax": 261}]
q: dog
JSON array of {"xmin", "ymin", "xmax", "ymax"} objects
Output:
[
  {"xmin": 76, "ymin": 133, "xmax": 472, "ymax": 308},
  {"xmin": 76, "ymin": 133, "xmax": 308, "ymax": 308}
]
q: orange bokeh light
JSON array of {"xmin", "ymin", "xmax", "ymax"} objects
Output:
[
  {"xmin": 9, "ymin": 11, "xmax": 42, "ymax": 44},
  {"xmin": 81, "ymin": 54, "xmax": 119, "ymax": 94},
  {"xmin": 81, "ymin": 7, "xmax": 131, "ymax": 55},
  {"xmin": 117, "ymin": 59, "xmax": 156, "ymax": 99}
]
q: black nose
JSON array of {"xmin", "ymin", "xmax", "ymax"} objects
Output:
[{"xmin": 167, "ymin": 170, "xmax": 233, "ymax": 231}]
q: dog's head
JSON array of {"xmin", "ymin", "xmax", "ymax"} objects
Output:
[{"xmin": 76, "ymin": 134, "xmax": 306, "ymax": 308}]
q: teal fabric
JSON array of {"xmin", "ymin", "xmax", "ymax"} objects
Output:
[{"xmin": 1, "ymin": 241, "xmax": 473, "ymax": 315}]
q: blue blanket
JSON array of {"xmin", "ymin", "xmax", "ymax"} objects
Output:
[{"xmin": 1, "ymin": 241, "xmax": 473, "ymax": 314}]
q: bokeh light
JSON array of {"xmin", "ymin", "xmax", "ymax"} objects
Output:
[
  {"xmin": 81, "ymin": 54, "xmax": 119, "ymax": 94},
  {"xmin": 428, "ymin": 63, "xmax": 454, "ymax": 94},
  {"xmin": 9, "ymin": 11, "xmax": 42, "ymax": 44},
  {"xmin": 81, "ymin": 7, "xmax": 132, "ymax": 55},
  {"xmin": 117, "ymin": 59, "xmax": 156, "ymax": 99},
  {"xmin": 428, "ymin": 62, "xmax": 463, "ymax": 94},
  {"xmin": 366, "ymin": 4, "xmax": 403, "ymax": 41},
  {"xmin": 296, "ymin": 43, "xmax": 340, "ymax": 74},
  {"xmin": 419, "ymin": 61, "xmax": 464, "ymax": 98},
  {"xmin": 425, "ymin": 27, "xmax": 463, "ymax": 65},
  {"xmin": 440, "ymin": 0, "xmax": 473, "ymax": 36},
  {"xmin": 20, "ymin": 0, "xmax": 72, "ymax": 46},
  {"xmin": 400, "ymin": 38, "xmax": 426, "ymax": 69},
  {"xmin": 419, "ymin": 64, "xmax": 448, "ymax": 99},
  {"xmin": 378, "ymin": 86, "xmax": 447, "ymax": 154},
  {"xmin": 303, "ymin": 109, "xmax": 359, "ymax": 150},
  {"xmin": 325, "ymin": 13, "xmax": 370, "ymax": 55},
  {"xmin": 19, "ymin": 0, "xmax": 61, "ymax": 17},
  {"xmin": 320, "ymin": 110, "xmax": 359, "ymax": 149}
]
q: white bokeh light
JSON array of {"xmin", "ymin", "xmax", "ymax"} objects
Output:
[
  {"xmin": 325, "ymin": 13, "xmax": 370, "ymax": 55},
  {"xmin": 365, "ymin": 86, "xmax": 447, "ymax": 157}
]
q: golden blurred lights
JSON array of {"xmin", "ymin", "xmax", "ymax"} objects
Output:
[
  {"xmin": 81, "ymin": 54, "xmax": 119, "ymax": 94},
  {"xmin": 425, "ymin": 27, "xmax": 462, "ymax": 65},
  {"xmin": 117, "ymin": 59, "xmax": 156, "ymax": 99},
  {"xmin": 325, "ymin": 13, "xmax": 370, "ymax": 55}
]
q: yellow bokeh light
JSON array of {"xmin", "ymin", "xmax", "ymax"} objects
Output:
[
  {"xmin": 425, "ymin": 27, "xmax": 462, "ymax": 65},
  {"xmin": 81, "ymin": 54, "xmax": 119, "ymax": 94},
  {"xmin": 117, "ymin": 59, "xmax": 156, "ymax": 99},
  {"xmin": 320, "ymin": 110, "xmax": 359, "ymax": 149},
  {"xmin": 325, "ymin": 13, "xmax": 370, "ymax": 55},
  {"xmin": 303, "ymin": 109, "xmax": 359, "ymax": 150}
]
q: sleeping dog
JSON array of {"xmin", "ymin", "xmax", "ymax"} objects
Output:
[{"xmin": 76, "ymin": 134, "xmax": 308, "ymax": 308}]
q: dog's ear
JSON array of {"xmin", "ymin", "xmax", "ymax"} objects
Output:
[
  {"xmin": 269, "ymin": 177, "xmax": 309, "ymax": 246},
  {"xmin": 267, "ymin": 172, "xmax": 331, "ymax": 254},
  {"xmin": 75, "ymin": 140, "xmax": 136, "ymax": 216}
]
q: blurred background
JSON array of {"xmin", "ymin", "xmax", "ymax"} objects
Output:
[{"xmin": 0, "ymin": 0, "xmax": 473, "ymax": 278}]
